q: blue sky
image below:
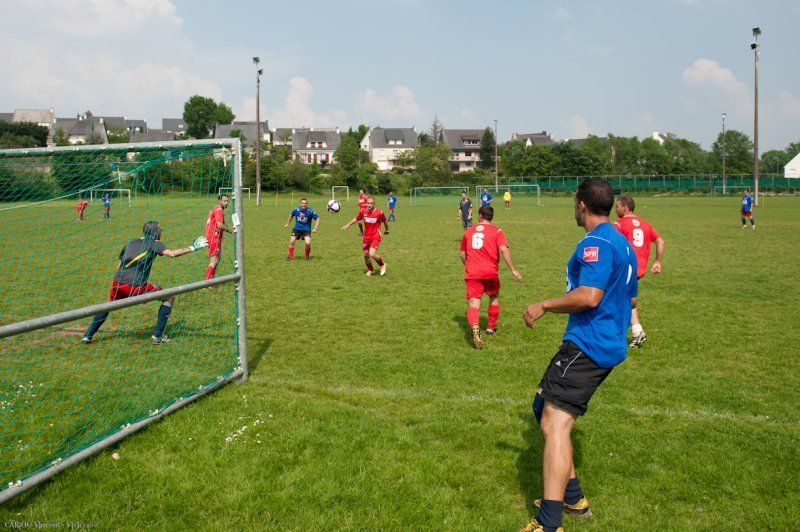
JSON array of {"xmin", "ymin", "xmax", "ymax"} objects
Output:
[{"xmin": 1, "ymin": 0, "xmax": 798, "ymax": 150}]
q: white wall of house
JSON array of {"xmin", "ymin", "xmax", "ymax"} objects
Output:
[{"xmin": 786, "ymin": 153, "xmax": 800, "ymax": 178}]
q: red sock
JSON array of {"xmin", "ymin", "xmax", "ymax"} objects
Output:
[
  {"xmin": 305, "ymin": 245, "xmax": 310, "ymax": 258},
  {"xmin": 205, "ymin": 265, "xmax": 216, "ymax": 280},
  {"xmin": 467, "ymin": 307, "xmax": 480, "ymax": 327},
  {"xmin": 288, "ymin": 246, "xmax": 294, "ymax": 259},
  {"xmin": 488, "ymin": 304, "xmax": 500, "ymax": 329},
  {"xmin": 366, "ymin": 262, "xmax": 374, "ymax": 271},
  {"xmin": 375, "ymin": 257, "xmax": 384, "ymax": 266}
]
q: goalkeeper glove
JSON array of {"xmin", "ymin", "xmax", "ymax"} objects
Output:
[{"xmin": 189, "ymin": 236, "xmax": 208, "ymax": 252}]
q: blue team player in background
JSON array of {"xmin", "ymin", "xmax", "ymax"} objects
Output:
[
  {"xmin": 387, "ymin": 191, "xmax": 398, "ymax": 221},
  {"xmin": 741, "ymin": 188, "xmax": 755, "ymax": 229},
  {"xmin": 102, "ymin": 193, "xmax": 111, "ymax": 219},
  {"xmin": 284, "ymin": 197, "xmax": 320, "ymax": 260},
  {"xmin": 480, "ymin": 187, "xmax": 493, "ymax": 207}
]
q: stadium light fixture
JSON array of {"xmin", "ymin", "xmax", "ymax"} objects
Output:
[{"xmin": 751, "ymin": 27, "xmax": 760, "ymax": 205}]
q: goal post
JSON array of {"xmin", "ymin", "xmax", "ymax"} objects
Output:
[
  {"xmin": 476, "ymin": 184, "xmax": 541, "ymax": 207},
  {"xmin": 0, "ymin": 138, "xmax": 248, "ymax": 503},
  {"xmin": 88, "ymin": 188, "xmax": 132, "ymax": 206},
  {"xmin": 711, "ymin": 185, "xmax": 749, "ymax": 197},
  {"xmin": 218, "ymin": 186, "xmax": 251, "ymax": 199},
  {"xmin": 331, "ymin": 185, "xmax": 350, "ymax": 200},
  {"xmin": 410, "ymin": 186, "xmax": 470, "ymax": 206}
]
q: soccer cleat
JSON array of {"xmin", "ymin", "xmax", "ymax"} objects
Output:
[
  {"xmin": 534, "ymin": 497, "xmax": 593, "ymax": 519},
  {"xmin": 380, "ymin": 263, "xmax": 387, "ymax": 276},
  {"xmin": 81, "ymin": 337, "xmax": 92, "ymax": 345},
  {"xmin": 752, "ymin": 225, "xmax": 756, "ymax": 230},
  {"xmin": 486, "ymin": 328, "xmax": 496, "ymax": 335},
  {"xmin": 366, "ymin": 270, "xmax": 374, "ymax": 276},
  {"xmin": 286, "ymin": 256, "xmax": 292, "ymax": 261},
  {"xmin": 472, "ymin": 324, "xmax": 484, "ymax": 349},
  {"xmin": 151, "ymin": 335, "xmax": 171, "ymax": 345},
  {"xmin": 629, "ymin": 331, "xmax": 647, "ymax": 349},
  {"xmin": 520, "ymin": 518, "xmax": 564, "ymax": 532}
]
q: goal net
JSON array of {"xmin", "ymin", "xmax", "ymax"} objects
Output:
[
  {"xmin": 88, "ymin": 188, "xmax": 132, "ymax": 206},
  {"xmin": 711, "ymin": 185, "xmax": 749, "ymax": 197},
  {"xmin": 218, "ymin": 186, "xmax": 251, "ymax": 199},
  {"xmin": 475, "ymin": 184, "xmax": 541, "ymax": 207},
  {"xmin": 331, "ymin": 185, "xmax": 350, "ymax": 200},
  {"xmin": 0, "ymin": 139, "xmax": 249, "ymax": 502},
  {"xmin": 410, "ymin": 186, "xmax": 470, "ymax": 206}
]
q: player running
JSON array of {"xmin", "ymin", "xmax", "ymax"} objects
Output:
[
  {"xmin": 480, "ymin": 187, "xmax": 493, "ymax": 207},
  {"xmin": 387, "ymin": 191, "xmax": 398, "ymax": 221},
  {"xmin": 341, "ymin": 196, "xmax": 389, "ymax": 276},
  {"xmin": 741, "ymin": 188, "xmax": 755, "ymax": 229},
  {"xmin": 613, "ymin": 195, "xmax": 665, "ymax": 348},
  {"xmin": 81, "ymin": 221, "xmax": 207, "ymax": 345},
  {"xmin": 284, "ymin": 197, "xmax": 320, "ymax": 260},
  {"xmin": 102, "ymin": 193, "xmax": 111, "ymax": 219},
  {"xmin": 205, "ymin": 194, "xmax": 234, "ymax": 279},
  {"xmin": 460, "ymin": 205, "xmax": 522, "ymax": 349},
  {"xmin": 75, "ymin": 199, "xmax": 89, "ymax": 220},
  {"xmin": 458, "ymin": 191, "xmax": 473, "ymax": 231}
]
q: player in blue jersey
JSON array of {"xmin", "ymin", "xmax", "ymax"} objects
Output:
[
  {"xmin": 102, "ymin": 193, "xmax": 111, "ymax": 219},
  {"xmin": 480, "ymin": 187, "xmax": 493, "ymax": 207},
  {"xmin": 741, "ymin": 189, "xmax": 755, "ymax": 229},
  {"xmin": 284, "ymin": 197, "xmax": 320, "ymax": 260},
  {"xmin": 387, "ymin": 191, "xmax": 398, "ymax": 221},
  {"xmin": 521, "ymin": 178, "xmax": 638, "ymax": 532}
]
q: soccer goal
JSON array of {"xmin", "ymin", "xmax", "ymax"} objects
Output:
[
  {"xmin": 475, "ymin": 184, "xmax": 541, "ymax": 207},
  {"xmin": 218, "ymin": 186, "xmax": 251, "ymax": 199},
  {"xmin": 331, "ymin": 185, "xmax": 350, "ymax": 200},
  {"xmin": 410, "ymin": 186, "xmax": 470, "ymax": 206},
  {"xmin": 89, "ymin": 188, "xmax": 132, "ymax": 206},
  {"xmin": 711, "ymin": 185, "xmax": 749, "ymax": 197},
  {"xmin": 0, "ymin": 139, "xmax": 249, "ymax": 503}
]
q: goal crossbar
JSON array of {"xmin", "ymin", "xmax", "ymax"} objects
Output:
[
  {"xmin": 331, "ymin": 185, "xmax": 350, "ymax": 200},
  {"xmin": 219, "ymin": 186, "xmax": 251, "ymax": 199},
  {"xmin": 89, "ymin": 188, "xmax": 131, "ymax": 206},
  {"xmin": 476, "ymin": 184, "xmax": 541, "ymax": 207}
]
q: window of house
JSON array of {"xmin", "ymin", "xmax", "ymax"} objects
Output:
[{"xmin": 307, "ymin": 154, "xmax": 312, "ymax": 163}]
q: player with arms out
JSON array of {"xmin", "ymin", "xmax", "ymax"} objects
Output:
[
  {"xmin": 460, "ymin": 205, "xmax": 522, "ymax": 349},
  {"xmin": 284, "ymin": 197, "xmax": 320, "ymax": 260},
  {"xmin": 741, "ymin": 188, "xmax": 755, "ymax": 229},
  {"xmin": 457, "ymin": 191, "xmax": 473, "ymax": 232},
  {"xmin": 81, "ymin": 221, "xmax": 208, "ymax": 345},
  {"xmin": 205, "ymin": 194, "xmax": 234, "ymax": 279},
  {"xmin": 613, "ymin": 195, "xmax": 665, "ymax": 348},
  {"xmin": 387, "ymin": 191, "xmax": 398, "ymax": 221},
  {"xmin": 341, "ymin": 196, "xmax": 389, "ymax": 276},
  {"xmin": 480, "ymin": 187, "xmax": 493, "ymax": 207},
  {"xmin": 102, "ymin": 193, "xmax": 111, "ymax": 219}
]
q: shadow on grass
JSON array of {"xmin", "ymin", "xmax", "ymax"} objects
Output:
[
  {"xmin": 497, "ymin": 411, "xmax": 585, "ymax": 518},
  {"xmin": 248, "ymin": 337, "xmax": 272, "ymax": 374}
]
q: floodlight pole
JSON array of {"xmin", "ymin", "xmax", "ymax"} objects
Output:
[
  {"xmin": 722, "ymin": 113, "xmax": 727, "ymax": 194},
  {"xmin": 494, "ymin": 119, "xmax": 498, "ymax": 192},
  {"xmin": 752, "ymin": 28, "xmax": 760, "ymax": 205},
  {"xmin": 253, "ymin": 56, "xmax": 262, "ymax": 206}
]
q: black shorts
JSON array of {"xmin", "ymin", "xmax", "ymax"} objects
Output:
[
  {"xmin": 537, "ymin": 341, "xmax": 612, "ymax": 416},
  {"xmin": 291, "ymin": 229, "xmax": 311, "ymax": 239}
]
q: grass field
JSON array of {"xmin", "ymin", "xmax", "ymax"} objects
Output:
[{"xmin": 1, "ymin": 192, "xmax": 799, "ymax": 530}]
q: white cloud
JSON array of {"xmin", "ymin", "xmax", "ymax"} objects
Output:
[
  {"xmin": 269, "ymin": 76, "xmax": 347, "ymax": 128},
  {"xmin": 634, "ymin": 113, "xmax": 656, "ymax": 138},
  {"xmin": 458, "ymin": 108, "xmax": 479, "ymax": 122},
  {"xmin": 356, "ymin": 85, "xmax": 424, "ymax": 124},
  {"xmin": 235, "ymin": 97, "xmax": 267, "ymax": 124},
  {"xmin": 768, "ymin": 91, "xmax": 800, "ymax": 120},
  {"xmin": 551, "ymin": 7, "xmax": 572, "ymax": 21},
  {"xmin": 681, "ymin": 58, "xmax": 751, "ymax": 116},
  {"xmin": 563, "ymin": 114, "xmax": 590, "ymax": 138},
  {"xmin": 585, "ymin": 45, "xmax": 613, "ymax": 57}
]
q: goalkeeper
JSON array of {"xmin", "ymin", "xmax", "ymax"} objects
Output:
[{"xmin": 81, "ymin": 221, "xmax": 208, "ymax": 345}]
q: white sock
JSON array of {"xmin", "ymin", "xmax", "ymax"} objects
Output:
[{"xmin": 631, "ymin": 324, "xmax": 644, "ymax": 336}]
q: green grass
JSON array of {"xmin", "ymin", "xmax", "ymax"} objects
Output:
[{"xmin": 2, "ymin": 193, "xmax": 799, "ymax": 530}]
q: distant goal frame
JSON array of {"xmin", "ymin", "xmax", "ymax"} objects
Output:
[
  {"xmin": 475, "ymin": 184, "xmax": 541, "ymax": 207},
  {"xmin": 331, "ymin": 185, "xmax": 350, "ymax": 200},
  {"xmin": 218, "ymin": 186, "xmax": 251, "ymax": 199},
  {"xmin": 88, "ymin": 188, "xmax": 132, "ymax": 206}
]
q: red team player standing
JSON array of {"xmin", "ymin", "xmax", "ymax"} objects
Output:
[
  {"xmin": 205, "ymin": 194, "xmax": 233, "ymax": 280},
  {"xmin": 460, "ymin": 205, "xmax": 522, "ymax": 349},
  {"xmin": 341, "ymin": 196, "xmax": 389, "ymax": 276},
  {"xmin": 613, "ymin": 195, "xmax": 665, "ymax": 348}
]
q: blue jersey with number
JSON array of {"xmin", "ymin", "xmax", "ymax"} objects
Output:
[
  {"xmin": 102, "ymin": 195, "xmax": 110, "ymax": 207},
  {"xmin": 388, "ymin": 194, "xmax": 397, "ymax": 208},
  {"xmin": 481, "ymin": 193, "xmax": 492, "ymax": 207},
  {"xmin": 742, "ymin": 194, "xmax": 753, "ymax": 213},
  {"xmin": 563, "ymin": 222, "xmax": 638, "ymax": 368},
  {"xmin": 290, "ymin": 207, "xmax": 318, "ymax": 231}
]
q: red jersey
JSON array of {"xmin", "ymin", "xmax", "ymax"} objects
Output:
[
  {"xmin": 358, "ymin": 194, "xmax": 368, "ymax": 209},
  {"xmin": 205, "ymin": 205, "xmax": 225, "ymax": 241},
  {"xmin": 613, "ymin": 215, "xmax": 660, "ymax": 278},
  {"xmin": 460, "ymin": 222, "xmax": 508, "ymax": 280},
  {"xmin": 356, "ymin": 208, "xmax": 386, "ymax": 239}
]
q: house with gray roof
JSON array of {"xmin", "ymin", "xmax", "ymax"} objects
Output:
[
  {"xmin": 215, "ymin": 121, "xmax": 269, "ymax": 151},
  {"xmin": 0, "ymin": 113, "xmax": 13, "ymax": 123},
  {"xmin": 512, "ymin": 131, "xmax": 555, "ymax": 147},
  {"xmin": 99, "ymin": 116, "xmax": 126, "ymax": 130},
  {"xmin": 53, "ymin": 111, "xmax": 108, "ymax": 145},
  {"xmin": 162, "ymin": 118, "xmax": 187, "ymax": 135},
  {"xmin": 131, "ymin": 130, "xmax": 175, "ymax": 143},
  {"xmin": 360, "ymin": 127, "xmax": 419, "ymax": 171},
  {"xmin": 12, "ymin": 109, "xmax": 55, "ymax": 129},
  {"xmin": 271, "ymin": 127, "xmax": 310, "ymax": 146},
  {"xmin": 566, "ymin": 135, "xmax": 608, "ymax": 148},
  {"xmin": 125, "ymin": 119, "xmax": 147, "ymax": 133},
  {"xmin": 292, "ymin": 128, "xmax": 341, "ymax": 165},
  {"xmin": 442, "ymin": 129, "xmax": 485, "ymax": 173}
]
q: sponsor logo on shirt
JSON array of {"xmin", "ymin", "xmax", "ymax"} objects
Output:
[
  {"xmin": 475, "ymin": 225, "xmax": 484, "ymax": 232},
  {"xmin": 583, "ymin": 246, "xmax": 599, "ymax": 262},
  {"xmin": 364, "ymin": 217, "xmax": 378, "ymax": 223},
  {"xmin": 632, "ymin": 219, "xmax": 640, "ymax": 227}
]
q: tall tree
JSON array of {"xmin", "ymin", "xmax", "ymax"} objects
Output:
[
  {"xmin": 785, "ymin": 141, "xmax": 800, "ymax": 159},
  {"xmin": 429, "ymin": 116, "xmax": 443, "ymax": 145},
  {"xmin": 183, "ymin": 95, "xmax": 236, "ymax": 139},
  {"xmin": 334, "ymin": 134, "xmax": 361, "ymax": 176},
  {"xmin": 760, "ymin": 149, "xmax": 790, "ymax": 175},
  {"xmin": 711, "ymin": 129, "xmax": 753, "ymax": 174},
  {"xmin": 479, "ymin": 127, "xmax": 496, "ymax": 170}
]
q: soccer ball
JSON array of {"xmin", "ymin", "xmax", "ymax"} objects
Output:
[{"xmin": 327, "ymin": 199, "xmax": 341, "ymax": 213}]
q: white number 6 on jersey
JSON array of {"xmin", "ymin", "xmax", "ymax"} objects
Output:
[{"xmin": 471, "ymin": 233, "xmax": 485, "ymax": 250}]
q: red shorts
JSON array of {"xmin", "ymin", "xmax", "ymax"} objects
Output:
[
  {"xmin": 741, "ymin": 210, "xmax": 752, "ymax": 217},
  {"xmin": 465, "ymin": 278, "xmax": 500, "ymax": 299},
  {"xmin": 362, "ymin": 235, "xmax": 381, "ymax": 250},
  {"xmin": 208, "ymin": 239, "xmax": 222, "ymax": 257},
  {"xmin": 108, "ymin": 281, "xmax": 161, "ymax": 301}
]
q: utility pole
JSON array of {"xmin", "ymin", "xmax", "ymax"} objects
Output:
[
  {"xmin": 253, "ymin": 57, "xmax": 263, "ymax": 206},
  {"xmin": 751, "ymin": 28, "xmax": 761, "ymax": 205},
  {"xmin": 722, "ymin": 113, "xmax": 727, "ymax": 194},
  {"xmin": 494, "ymin": 119, "xmax": 498, "ymax": 192}
]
